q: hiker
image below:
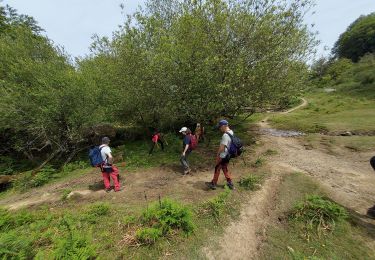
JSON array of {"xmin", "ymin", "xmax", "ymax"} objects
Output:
[
  {"xmin": 179, "ymin": 127, "xmax": 196, "ymax": 175},
  {"xmin": 206, "ymin": 119, "xmax": 235, "ymax": 190},
  {"xmin": 99, "ymin": 137, "xmax": 121, "ymax": 192},
  {"xmin": 149, "ymin": 129, "xmax": 164, "ymax": 155},
  {"xmin": 194, "ymin": 123, "xmax": 205, "ymax": 143}
]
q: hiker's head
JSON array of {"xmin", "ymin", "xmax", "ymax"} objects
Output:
[
  {"xmin": 179, "ymin": 127, "xmax": 190, "ymax": 135},
  {"xmin": 101, "ymin": 136, "xmax": 110, "ymax": 145},
  {"xmin": 217, "ymin": 119, "xmax": 229, "ymax": 132}
]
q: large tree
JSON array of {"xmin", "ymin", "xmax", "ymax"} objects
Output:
[
  {"xmin": 333, "ymin": 12, "xmax": 375, "ymax": 62},
  {"xmin": 83, "ymin": 0, "xmax": 316, "ymax": 129}
]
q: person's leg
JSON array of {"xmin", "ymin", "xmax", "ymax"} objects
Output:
[
  {"xmin": 149, "ymin": 142, "xmax": 156, "ymax": 154},
  {"xmin": 180, "ymin": 152, "xmax": 191, "ymax": 174},
  {"xmin": 221, "ymin": 161, "xmax": 234, "ymax": 189},
  {"xmin": 212, "ymin": 162, "xmax": 222, "ymax": 185},
  {"xmin": 110, "ymin": 165, "xmax": 121, "ymax": 191},
  {"xmin": 102, "ymin": 172, "xmax": 111, "ymax": 190}
]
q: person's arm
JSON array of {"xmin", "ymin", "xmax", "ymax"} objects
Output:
[
  {"xmin": 106, "ymin": 152, "xmax": 114, "ymax": 164},
  {"xmin": 182, "ymin": 144, "xmax": 189, "ymax": 156}
]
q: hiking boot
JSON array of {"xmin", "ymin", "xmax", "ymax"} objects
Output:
[
  {"xmin": 205, "ymin": 182, "xmax": 217, "ymax": 190},
  {"xmin": 105, "ymin": 188, "xmax": 112, "ymax": 193},
  {"xmin": 183, "ymin": 168, "xmax": 191, "ymax": 175},
  {"xmin": 227, "ymin": 182, "xmax": 235, "ymax": 190}
]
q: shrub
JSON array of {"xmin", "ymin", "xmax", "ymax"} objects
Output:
[
  {"xmin": 0, "ymin": 208, "xmax": 34, "ymax": 231},
  {"xmin": 290, "ymin": 195, "xmax": 348, "ymax": 235},
  {"xmin": 61, "ymin": 161, "xmax": 88, "ymax": 174},
  {"xmin": 142, "ymin": 198, "xmax": 195, "ymax": 236},
  {"xmin": 238, "ymin": 175, "xmax": 262, "ymax": 191},
  {"xmin": 136, "ymin": 227, "xmax": 162, "ymax": 245}
]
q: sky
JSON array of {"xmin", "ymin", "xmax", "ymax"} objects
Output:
[{"xmin": 2, "ymin": 0, "xmax": 375, "ymax": 60}]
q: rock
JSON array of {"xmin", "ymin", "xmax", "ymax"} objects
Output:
[{"xmin": 341, "ymin": 131, "xmax": 353, "ymax": 136}]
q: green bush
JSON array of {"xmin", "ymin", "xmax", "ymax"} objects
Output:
[
  {"xmin": 61, "ymin": 161, "xmax": 88, "ymax": 174},
  {"xmin": 290, "ymin": 195, "xmax": 348, "ymax": 235},
  {"xmin": 136, "ymin": 227, "xmax": 162, "ymax": 245},
  {"xmin": 61, "ymin": 189, "xmax": 72, "ymax": 201},
  {"xmin": 238, "ymin": 175, "xmax": 262, "ymax": 191},
  {"xmin": 81, "ymin": 203, "xmax": 110, "ymax": 224},
  {"xmin": 142, "ymin": 198, "xmax": 195, "ymax": 236},
  {"xmin": 14, "ymin": 166, "xmax": 57, "ymax": 191}
]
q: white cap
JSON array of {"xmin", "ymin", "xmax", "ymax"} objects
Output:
[{"xmin": 179, "ymin": 127, "xmax": 188, "ymax": 133}]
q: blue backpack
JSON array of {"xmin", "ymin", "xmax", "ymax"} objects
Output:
[
  {"xmin": 89, "ymin": 146, "xmax": 104, "ymax": 167},
  {"xmin": 226, "ymin": 132, "xmax": 243, "ymax": 158}
]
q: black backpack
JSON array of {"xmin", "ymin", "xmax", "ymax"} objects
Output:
[{"xmin": 226, "ymin": 132, "xmax": 243, "ymax": 158}]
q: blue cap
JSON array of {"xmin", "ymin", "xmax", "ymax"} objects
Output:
[{"xmin": 217, "ymin": 119, "xmax": 229, "ymax": 129}]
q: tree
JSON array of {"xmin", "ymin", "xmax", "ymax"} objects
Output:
[
  {"xmin": 333, "ymin": 12, "xmax": 375, "ymax": 62},
  {"xmin": 83, "ymin": 0, "xmax": 317, "ymax": 128}
]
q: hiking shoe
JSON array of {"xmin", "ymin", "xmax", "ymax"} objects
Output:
[
  {"xmin": 115, "ymin": 188, "xmax": 123, "ymax": 192},
  {"xmin": 105, "ymin": 188, "xmax": 112, "ymax": 193},
  {"xmin": 205, "ymin": 182, "xmax": 217, "ymax": 190},
  {"xmin": 227, "ymin": 182, "xmax": 235, "ymax": 190}
]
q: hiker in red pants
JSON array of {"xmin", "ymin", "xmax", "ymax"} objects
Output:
[
  {"xmin": 206, "ymin": 120, "xmax": 234, "ymax": 190},
  {"xmin": 99, "ymin": 137, "xmax": 121, "ymax": 192}
]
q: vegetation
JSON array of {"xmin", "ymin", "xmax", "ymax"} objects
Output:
[
  {"xmin": 238, "ymin": 174, "xmax": 262, "ymax": 191},
  {"xmin": 0, "ymin": 0, "xmax": 315, "ymax": 174},
  {"xmin": 261, "ymin": 173, "xmax": 374, "ymax": 260},
  {"xmin": 333, "ymin": 12, "xmax": 375, "ymax": 62}
]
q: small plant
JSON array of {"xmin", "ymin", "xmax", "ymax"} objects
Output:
[
  {"xmin": 252, "ymin": 157, "xmax": 265, "ymax": 168},
  {"xmin": 290, "ymin": 195, "xmax": 348, "ymax": 236},
  {"xmin": 238, "ymin": 175, "xmax": 261, "ymax": 191},
  {"xmin": 61, "ymin": 189, "xmax": 72, "ymax": 201},
  {"xmin": 136, "ymin": 227, "xmax": 162, "ymax": 245},
  {"xmin": 122, "ymin": 215, "xmax": 137, "ymax": 227},
  {"xmin": 141, "ymin": 198, "xmax": 195, "ymax": 236},
  {"xmin": 62, "ymin": 161, "xmax": 88, "ymax": 174},
  {"xmin": 200, "ymin": 187, "xmax": 231, "ymax": 221}
]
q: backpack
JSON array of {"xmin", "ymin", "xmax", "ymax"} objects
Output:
[
  {"xmin": 189, "ymin": 134, "xmax": 198, "ymax": 150},
  {"xmin": 89, "ymin": 146, "xmax": 104, "ymax": 167},
  {"xmin": 225, "ymin": 132, "xmax": 243, "ymax": 158}
]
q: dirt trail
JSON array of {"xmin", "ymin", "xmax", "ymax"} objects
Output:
[{"xmin": 204, "ymin": 97, "xmax": 375, "ymax": 259}]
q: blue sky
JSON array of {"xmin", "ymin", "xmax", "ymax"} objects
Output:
[{"xmin": 3, "ymin": 0, "xmax": 375, "ymax": 59}]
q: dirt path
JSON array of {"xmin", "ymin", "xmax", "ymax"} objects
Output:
[{"xmin": 204, "ymin": 97, "xmax": 375, "ymax": 259}]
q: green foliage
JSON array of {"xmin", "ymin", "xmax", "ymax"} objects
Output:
[
  {"xmin": 61, "ymin": 189, "xmax": 72, "ymax": 201},
  {"xmin": 200, "ymin": 187, "xmax": 231, "ymax": 221},
  {"xmin": 238, "ymin": 174, "xmax": 261, "ymax": 191},
  {"xmin": 61, "ymin": 161, "xmax": 88, "ymax": 174},
  {"xmin": 81, "ymin": 0, "xmax": 315, "ymax": 128},
  {"xmin": 333, "ymin": 12, "xmax": 375, "ymax": 62},
  {"xmin": 53, "ymin": 217, "xmax": 96, "ymax": 259},
  {"xmin": 0, "ymin": 231, "xmax": 35, "ymax": 259},
  {"xmin": 136, "ymin": 227, "xmax": 163, "ymax": 245},
  {"xmin": 81, "ymin": 203, "xmax": 110, "ymax": 224},
  {"xmin": 290, "ymin": 195, "xmax": 348, "ymax": 235},
  {"xmin": 141, "ymin": 198, "xmax": 195, "ymax": 236}
]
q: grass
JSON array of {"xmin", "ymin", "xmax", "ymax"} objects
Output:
[
  {"xmin": 303, "ymin": 134, "xmax": 375, "ymax": 152},
  {"xmin": 269, "ymin": 88, "xmax": 375, "ymax": 134},
  {"xmin": 260, "ymin": 172, "xmax": 374, "ymax": 259}
]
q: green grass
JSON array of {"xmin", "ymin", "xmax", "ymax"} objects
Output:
[
  {"xmin": 269, "ymin": 88, "xmax": 375, "ymax": 134},
  {"xmin": 260, "ymin": 173, "xmax": 374, "ymax": 259}
]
